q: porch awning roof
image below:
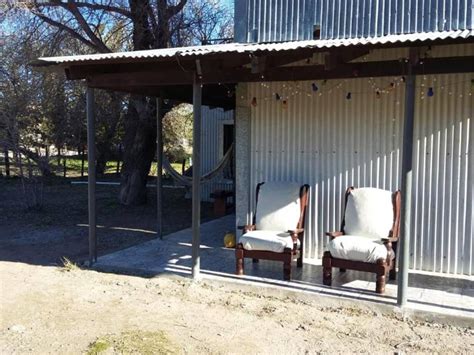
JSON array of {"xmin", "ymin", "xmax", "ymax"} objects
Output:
[
  {"xmin": 37, "ymin": 29, "xmax": 473, "ymax": 66},
  {"xmin": 33, "ymin": 29, "xmax": 474, "ymax": 109}
]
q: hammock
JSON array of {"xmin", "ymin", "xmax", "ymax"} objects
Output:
[{"xmin": 162, "ymin": 143, "xmax": 234, "ymax": 186}]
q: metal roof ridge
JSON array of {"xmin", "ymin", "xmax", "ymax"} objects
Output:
[{"xmin": 36, "ymin": 29, "xmax": 474, "ymax": 65}]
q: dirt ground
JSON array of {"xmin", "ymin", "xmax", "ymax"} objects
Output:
[
  {"xmin": 1, "ymin": 177, "xmax": 473, "ymax": 354},
  {"xmin": 1, "ymin": 261, "xmax": 473, "ymax": 354},
  {"xmin": 0, "ymin": 177, "xmax": 215, "ymax": 266}
]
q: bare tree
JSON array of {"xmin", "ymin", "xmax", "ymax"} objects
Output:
[
  {"xmin": 17, "ymin": 0, "xmax": 232, "ymax": 205},
  {"xmin": 24, "ymin": 0, "xmax": 187, "ymax": 205}
]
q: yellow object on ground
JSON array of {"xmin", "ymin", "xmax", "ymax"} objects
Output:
[{"xmin": 223, "ymin": 232, "xmax": 236, "ymax": 248}]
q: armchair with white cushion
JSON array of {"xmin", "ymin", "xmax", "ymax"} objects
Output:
[
  {"xmin": 323, "ymin": 187, "xmax": 401, "ymax": 294},
  {"xmin": 235, "ymin": 182, "xmax": 310, "ymax": 281}
]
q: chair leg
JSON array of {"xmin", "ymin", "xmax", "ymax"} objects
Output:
[
  {"xmin": 283, "ymin": 248, "xmax": 292, "ymax": 281},
  {"xmin": 322, "ymin": 251, "xmax": 332, "ymax": 286},
  {"xmin": 252, "ymin": 258, "xmax": 259, "ymax": 263},
  {"xmin": 389, "ymin": 241, "xmax": 397, "ymax": 280},
  {"xmin": 376, "ymin": 273, "xmax": 386, "ymax": 294},
  {"xmin": 235, "ymin": 244, "xmax": 244, "ymax": 276},
  {"xmin": 297, "ymin": 240, "xmax": 303, "ymax": 268},
  {"xmin": 375, "ymin": 259, "xmax": 386, "ymax": 294}
]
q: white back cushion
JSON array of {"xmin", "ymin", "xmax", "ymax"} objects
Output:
[
  {"xmin": 344, "ymin": 188, "xmax": 393, "ymax": 239},
  {"xmin": 255, "ymin": 182, "xmax": 302, "ymax": 231}
]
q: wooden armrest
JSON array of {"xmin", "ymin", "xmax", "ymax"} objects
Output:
[
  {"xmin": 326, "ymin": 231, "xmax": 343, "ymax": 238},
  {"xmin": 287, "ymin": 228, "xmax": 304, "ymax": 235},
  {"xmin": 288, "ymin": 229, "xmax": 304, "ymax": 245},
  {"xmin": 237, "ymin": 224, "xmax": 255, "ymax": 233},
  {"xmin": 381, "ymin": 237, "xmax": 398, "ymax": 243}
]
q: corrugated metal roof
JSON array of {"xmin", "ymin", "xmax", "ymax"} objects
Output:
[{"xmin": 38, "ymin": 29, "xmax": 474, "ymax": 65}]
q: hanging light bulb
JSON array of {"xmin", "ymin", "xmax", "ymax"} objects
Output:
[
  {"xmin": 346, "ymin": 92, "xmax": 352, "ymax": 100},
  {"xmin": 282, "ymin": 100, "xmax": 288, "ymax": 109},
  {"xmin": 251, "ymin": 97, "xmax": 257, "ymax": 106},
  {"xmin": 312, "ymin": 83, "xmax": 318, "ymax": 92},
  {"xmin": 427, "ymin": 87, "xmax": 434, "ymax": 97}
]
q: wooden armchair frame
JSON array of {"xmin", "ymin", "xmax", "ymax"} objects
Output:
[
  {"xmin": 323, "ymin": 187, "xmax": 401, "ymax": 293},
  {"xmin": 236, "ymin": 183, "xmax": 310, "ymax": 281}
]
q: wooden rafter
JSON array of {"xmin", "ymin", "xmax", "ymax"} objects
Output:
[{"xmin": 86, "ymin": 56, "xmax": 474, "ymax": 88}]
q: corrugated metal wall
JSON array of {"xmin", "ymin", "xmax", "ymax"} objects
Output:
[
  {"xmin": 245, "ymin": 70, "xmax": 473, "ymax": 275},
  {"xmin": 235, "ymin": 0, "xmax": 474, "ymax": 42},
  {"xmin": 200, "ymin": 106, "xmax": 234, "ymax": 202}
]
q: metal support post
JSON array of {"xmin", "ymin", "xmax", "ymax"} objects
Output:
[
  {"xmin": 192, "ymin": 73, "xmax": 202, "ymax": 279},
  {"xmin": 156, "ymin": 97, "xmax": 164, "ymax": 239},
  {"xmin": 397, "ymin": 49, "xmax": 417, "ymax": 307},
  {"xmin": 86, "ymin": 87, "xmax": 97, "ymax": 264}
]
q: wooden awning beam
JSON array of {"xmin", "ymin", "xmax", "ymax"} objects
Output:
[
  {"xmin": 87, "ymin": 56, "xmax": 474, "ymax": 88},
  {"xmin": 64, "ymin": 46, "xmax": 404, "ymax": 81},
  {"xmin": 68, "ymin": 49, "xmax": 326, "ymax": 80},
  {"xmin": 324, "ymin": 48, "xmax": 370, "ymax": 70}
]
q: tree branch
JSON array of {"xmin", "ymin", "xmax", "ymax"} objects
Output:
[
  {"xmin": 36, "ymin": 0, "xmax": 132, "ymax": 18},
  {"xmin": 166, "ymin": 0, "xmax": 187, "ymax": 19},
  {"xmin": 33, "ymin": 11, "xmax": 100, "ymax": 51},
  {"xmin": 146, "ymin": 2, "xmax": 159, "ymax": 45},
  {"xmin": 65, "ymin": 0, "xmax": 111, "ymax": 53}
]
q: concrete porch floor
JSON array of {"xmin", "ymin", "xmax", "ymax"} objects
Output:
[{"xmin": 94, "ymin": 215, "xmax": 473, "ymax": 322}]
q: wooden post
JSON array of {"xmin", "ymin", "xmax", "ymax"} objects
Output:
[
  {"xmin": 116, "ymin": 144, "xmax": 122, "ymax": 175},
  {"xmin": 86, "ymin": 87, "xmax": 97, "ymax": 265},
  {"xmin": 397, "ymin": 49, "xmax": 417, "ymax": 307},
  {"xmin": 192, "ymin": 73, "xmax": 202, "ymax": 279},
  {"xmin": 156, "ymin": 97, "xmax": 164, "ymax": 239},
  {"xmin": 80, "ymin": 147, "xmax": 85, "ymax": 177},
  {"xmin": 63, "ymin": 159, "xmax": 66, "ymax": 178},
  {"xmin": 57, "ymin": 147, "xmax": 61, "ymax": 167},
  {"xmin": 4, "ymin": 146, "xmax": 9, "ymax": 177}
]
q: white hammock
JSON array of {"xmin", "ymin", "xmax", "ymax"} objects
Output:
[{"xmin": 162, "ymin": 143, "xmax": 234, "ymax": 186}]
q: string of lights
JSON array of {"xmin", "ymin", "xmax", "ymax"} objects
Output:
[{"xmin": 247, "ymin": 77, "xmax": 474, "ymax": 107}]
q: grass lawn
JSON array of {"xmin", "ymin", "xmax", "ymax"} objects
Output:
[{"xmin": 0, "ymin": 155, "xmax": 190, "ymax": 179}]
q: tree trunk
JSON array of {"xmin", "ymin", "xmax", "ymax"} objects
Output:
[
  {"xmin": 96, "ymin": 148, "xmax": 108, "ymax": 176},
  {"xmin": 118, "ymin": 0, "xmax": 186, "ymax": 205},
  {"xmin": 118, "ymin": 0, "xmax": 160, "ymax": 205},
  {"xmin": 119, "ymin": 96, "xmax": 156, "ymax": 205}
]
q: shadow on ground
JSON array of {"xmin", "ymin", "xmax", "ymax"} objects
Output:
[{"xmin": 0, "ymin": 177, "xmax": 218, "ymax": 266}]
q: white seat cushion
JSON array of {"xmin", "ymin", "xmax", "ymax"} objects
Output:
[
  {"xmin": 240, "ymin": 230, "xmax": 300, "ymax": 253},
  {"xmin": 327, "ymin": 235, "xmax": 392, "ymax": 263},
  {"xmin": 345, "ymin": 188, "xmax": 393, "ymax": 239},
  {"xmin": 256, "ymin": 182, "xmax": 302, "ymax": 231}
]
